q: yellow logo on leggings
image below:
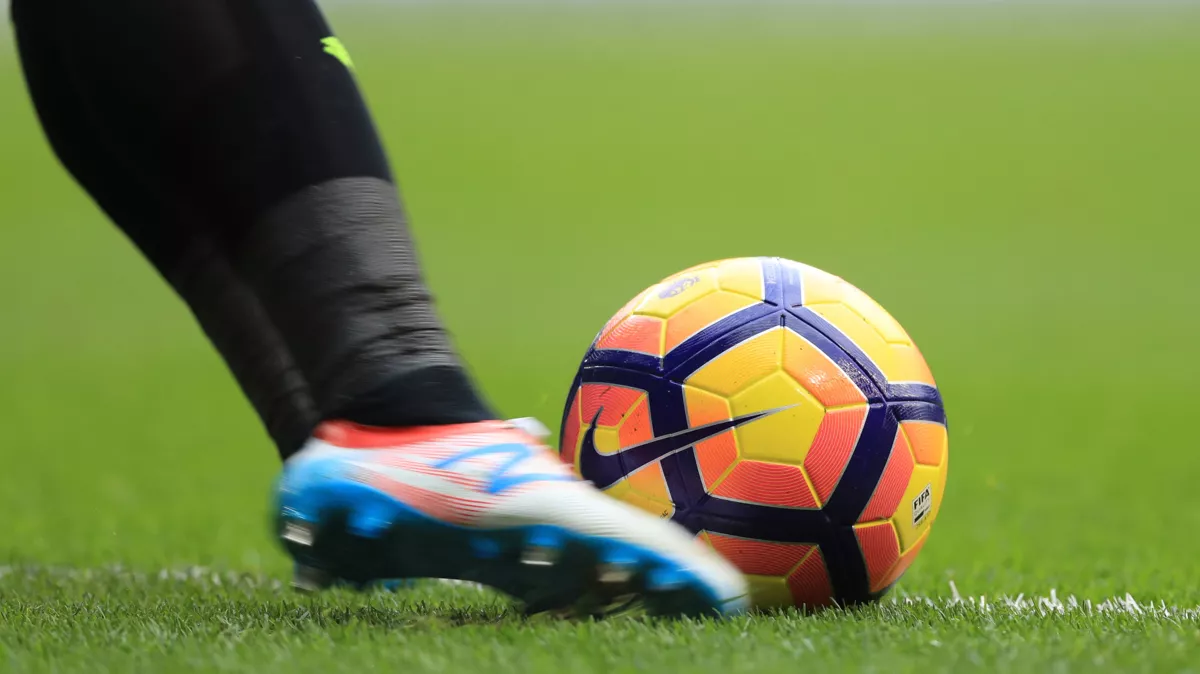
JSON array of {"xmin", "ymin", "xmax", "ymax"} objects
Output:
[{"xmin": 321, "ymin": 37, "xmax": 355, "ymax": 71}]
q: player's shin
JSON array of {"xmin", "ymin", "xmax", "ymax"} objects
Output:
[
  {"xmin": 12, "ymin": 0, "xmax": 321, "ymax": 458},
  {"xmin": 12, "ymin": 0, "xmax": 491, "ymax": 428}
]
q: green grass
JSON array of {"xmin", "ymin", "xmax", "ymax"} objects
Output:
[
  {"xmin": 1, "ymin": 569, "xmax": 1196, "ymax": 674},
  {"xmin": 2, "ymin": 3, "xmax": 1200, "ymax": 671}
]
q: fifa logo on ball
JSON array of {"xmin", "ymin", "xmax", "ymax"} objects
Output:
[{"xmin": 912, "ymin": 484, "xmax": 933, "ymax": 526}]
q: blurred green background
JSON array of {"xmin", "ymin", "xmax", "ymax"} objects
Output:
[{"xmin": 1, "ymin": 2, "xmax": 1199, "ymax": 606}]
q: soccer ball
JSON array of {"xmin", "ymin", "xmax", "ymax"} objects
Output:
[{"xmin": 559, "ymin": 258, "xmax": 948, "ymax": 610}]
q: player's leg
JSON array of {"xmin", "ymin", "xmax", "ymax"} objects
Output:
[
  {"xmin": 16, "ymin": 0, "xmax": 489, "ymax": 430},
  {"xmin": 11, "ymin": 0, "xmax": 749, "ymax": 616},
  {"xmin": 11, "ymin": 0, "xmax": 319, "ymax": 457}
]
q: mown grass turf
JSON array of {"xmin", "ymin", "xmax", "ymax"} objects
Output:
[
  {"xmin": 1, "ymin": 569, "xmax": 1196, "ymax": 674},
  {"xmin": 1, "ymin": 3, "xmax": 1199, "ymax": 672}
]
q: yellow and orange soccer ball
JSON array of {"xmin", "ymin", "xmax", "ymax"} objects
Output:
[{"xmin": 559, "ymin": 258, "xmax": 947, "ymax": 610}]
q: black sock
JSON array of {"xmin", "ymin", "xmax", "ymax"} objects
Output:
[
  {"xmin": 240, "ymin": 177, "xmax": 493, "ymax": 426},
  {"xmin": 13, "ymin": 0, "xmax": 493, "ymax": 438}
]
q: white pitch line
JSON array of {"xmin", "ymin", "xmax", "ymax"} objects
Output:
[
  {"xmin": 1, "ymin": 565, "xmax": 1197, "ymax": 620},
  {"xmin": 883, "ymin": 580, "xmax": 1200, "ymax": 620}
]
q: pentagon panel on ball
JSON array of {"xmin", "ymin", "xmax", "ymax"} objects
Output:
[{"xmin": 560, "ymin": 257, "xmax": 947, "ymax": 611}]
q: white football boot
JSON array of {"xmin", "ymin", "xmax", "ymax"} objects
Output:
[{"xmin": 274, "ymin": 418, "xmax": 749, "ymax": 617}]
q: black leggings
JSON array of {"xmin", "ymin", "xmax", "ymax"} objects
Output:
[{"xmin": 12, "ymin": 0, "xmax": 491, "ymax": 457}]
